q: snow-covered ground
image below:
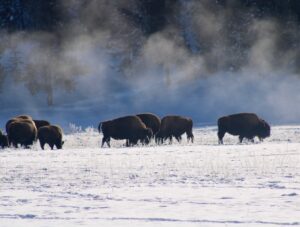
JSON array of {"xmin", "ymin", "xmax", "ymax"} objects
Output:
[{"xmin": 0, "ymin": 126, "xmax": 300, "ymax": 227}]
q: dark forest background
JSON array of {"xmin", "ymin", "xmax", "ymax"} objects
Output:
[
  {"xmin": 1, "ymin": 0, "xmax": 300, "ymax": 126},
  {"xmin": 2, "ymin": 1, "xmax": 300, "ymax": 33}
]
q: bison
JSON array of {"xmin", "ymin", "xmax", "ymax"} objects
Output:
[
  {"xmin": 156, "ymin": 115, "xmax": 194, "ymax": 144},
  {"xmin": 137, "ymin": 113, "xmax": 161, "ymax": 144},
  {"xmin": 0, "ymin": 134, "xmax": 9, "ymax": 148},
  {"xmin": 136, "ymin": 113, "xmax": 161, "ymax": 136},
  {"xmin": 38, "ymin": 125, "xmax": 64, "ymax": 150},
  {"xmin": 6, "ymin": 115, "xmax": 33, "ymax": 134},
  {"xmin": 217, "ymin": 113, "xmax": 271, "ymax": 144},
  {"xmin": 7, "ymin": 119, "xmax": 37, "ymax": 148},
  {"xmin": 98, "ymin": 115, "xmax": 153, "ymax": 147},
  {"xmin": 33, "ymin": 120, "xmax": 51, "ymax": 130}
]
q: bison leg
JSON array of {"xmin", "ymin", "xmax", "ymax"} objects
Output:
[
  {"xmin": 168, "ymin": 136, "xmax": 173, "ymax": 144},
  {"xmin": 239, "ymin": 136, "xmax": 244, "ymax": 143},
  {"xmin": 156, "ymin": 136, "xmax": 163, "ymax": 145},
  {"xmin": 143, "ymin": 136, "xmax": 151, "ymax": 145},
  {"xmin": 126, "ymin": 139, "xmax": 138, "ymax": 147},
  {"xmin": 40, "ymin": 141, "xmax": 45, "ymax": 150},
  {"xmin": 187, "ymin": 132, "xmax": 194, "ymax": 143},
  {"xmin": 102, "ymin": 136, "xmax": 110, "ymax": 148},
  {"xmin": 175, "ymin": 136, "xmax": 181, "ymax": 143},
  {"xmin": 12, "ymin": 141, "xmax": 18, "ymax": 148},
  {"xmin": 132, "ymin": 138, "xmax": 138, "ymax": 146},
  {"xmin": 218, "ymin": 131, "xmax": 225, "ymax": 144},
  {"xmin": 50, "ymin": 143, "xmax": 54, "ymax": 150},
  {"xmin": 101, "ymin": 137, "xmax": 106, "ymax": 147}
]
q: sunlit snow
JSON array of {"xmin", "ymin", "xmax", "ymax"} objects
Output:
[{"xmin": 0, "ymin": 126, "xmax": 299, "ymax": 227}]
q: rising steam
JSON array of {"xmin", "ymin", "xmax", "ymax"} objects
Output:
[{"xmin": 0, "ymin": 0, "xmax": 300, "ymax": 128}]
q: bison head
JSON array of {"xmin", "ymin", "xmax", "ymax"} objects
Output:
[
  {"xmin": 257, "ymin": 120, "xmax": 271, "ymax": 139},
  {"xmin": 56, "ymin": 140, "xmax": 64, "ymax": 149}
]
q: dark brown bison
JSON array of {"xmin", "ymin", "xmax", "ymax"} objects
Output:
[
  {"xmin": 98, "ymin": 115, "xmax": 153, "ymax": 147},
  {"xmin": 33, "ymin": 120, "xmax": 50, "ymax": 130},
  {"xmin": 6, "ymin": 115, "xmax": 33, "ymax": 133},
  {"xmin": 38, "ymin": 125, "xmax": 64, "ymax": 150},
  {"xmin": 156, "ymin": 115, "xmax": 194, "ymax": 144},
  {"xmin": 0, "ymin": 134, "xmax": 9, "ymax": 148},
  {"xmin": 8, "ymin": 119, "xmax": 37, "ymax": 148},
  {"xmin": 217, "ymin": 113, "xmax": 271, "ymax": 144},
  {"xmin": 136, "ymin": 113, "xmax": 161, "ymax": 137}
]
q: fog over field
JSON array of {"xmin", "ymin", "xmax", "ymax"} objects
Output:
[{"xmin": 1, "ymin": 1, "xmax": 300, "ymax": 127}]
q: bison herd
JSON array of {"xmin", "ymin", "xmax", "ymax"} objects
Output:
[
  {"xmin": 0, "ymin": 115, "xmax": 63, "ymax": 150},
  {"xmin": 98, "ymin": 114, "xmax": 194, "ymax": 147},
  {"xmin": 0, "ymin": 112, "xmax": 271, "ymax": 149}
]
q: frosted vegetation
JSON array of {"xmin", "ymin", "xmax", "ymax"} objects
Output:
[{"xmin": 0, "ymin": 125, "xmax": 299, "ymax": 226}]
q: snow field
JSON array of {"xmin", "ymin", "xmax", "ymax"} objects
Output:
[{"xmin": 0, "ymin": 126, "xmax": 300, "ymax": 226}]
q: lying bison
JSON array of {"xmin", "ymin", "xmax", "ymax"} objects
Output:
[
  {"xmin": 217, "ymin": 113, "xmax": 271, "ymax": 144},
  {"xmin": 156, "ymin": 115, "xmax": 194, "ymax": 144},
  {"xmin": 0, "ymin": 134, "xmax": 9, "ymax": 148},
  {"xmin": 33, "ymin": 120, "xmax": 50, "ymax": 130},
  {"xmin": 7, "ymin": 119, "xmax": 37, "ymax": 148},
  {"xmin": 98, "ymin": 115, "xmax": 153, "ymax": 147},
  {"xmin": 38, "ymin": 125, "xmax": 64, "ymax": 150}
]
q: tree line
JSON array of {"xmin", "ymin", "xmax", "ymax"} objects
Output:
[{"xmin": 1, "ymin": 0, "xmax": 300, "ymax": 105}]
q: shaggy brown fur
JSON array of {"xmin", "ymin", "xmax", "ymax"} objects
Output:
[
  {"xmin": 38, "ymin": 125, "xmax": 64, "ymax": 150},
  {"xmin": 98, "ymin": 115, "xmax": 153, "ymax": 147},
  {"xmin": 156, "ymin": 115, "xmax": 194, "ymax": 144},
  {"xmin": 33, "ymin": 120, "xmax": 51, "ymax": 130},
  {"xmin": 5, "ymin": 115, "xmax": 33, "ymax": 133},
  {"xmin": 217, "ymin": 113, "xmax": 271, "ymax": 144},
  {"xmin": 136, "ymin": 113, "xmax": 161, "ymax": 137},
  {"xmin": 8, "ymin": 119, "xmax": 37, "ymax": 148}
]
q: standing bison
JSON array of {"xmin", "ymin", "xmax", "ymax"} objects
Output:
[
  {"xmin": 7, "ymin": 119, "xmax": 37, "ymax": 148},
  {"xmin": 137, "ymin": 113, "xmax": 161, "ymax": 143},
  {"xmin": 217, "ymin": 113, "xmax": 271, "ymax": 144},
  {"xmin": 137, "ymin": 113, "xmax": 161, "ymax": 136},
  {"xmin": 156, "ymin": 115, "xmax": 194, "ymax": 144},
  {"xmin": 98, "ymin": 115, "xmax": 153, "ymax": 147},
  {"xmin": 38, "ymin": 125, "xmax": 64, "ymax": 150},
  {"xmin": 6, "ymin": 115, "xmax": 33, "ymax": 134}
]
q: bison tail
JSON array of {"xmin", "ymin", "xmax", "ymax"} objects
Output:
[{"xmin": 98, "ymin": 122, "xmax": 102, "ymax": 133}]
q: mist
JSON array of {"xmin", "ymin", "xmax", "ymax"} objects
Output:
[{"xmin": 1, "ymin": 0, "xmax": 300, "ymax": 129}]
